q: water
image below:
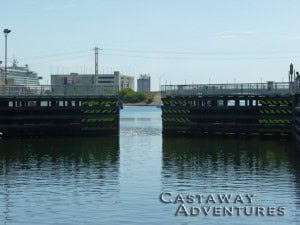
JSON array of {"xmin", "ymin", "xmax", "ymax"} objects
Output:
[{"xmin": 0, "ymin": 106, "xmax": 300, "ymax": 225}]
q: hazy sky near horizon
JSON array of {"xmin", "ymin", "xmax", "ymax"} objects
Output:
[{"xmin": 1, "ymin": 0, "xmax": 300, "ymax": 90}]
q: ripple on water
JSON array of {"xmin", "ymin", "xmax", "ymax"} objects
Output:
[{"xmin": 0, "ymin": 107, "xmax": 299, "ymax": 225}]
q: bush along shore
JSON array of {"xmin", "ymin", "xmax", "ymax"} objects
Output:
[{"xmin": 119, "ymin": 88, "xmax": 155, "ymax": 106}]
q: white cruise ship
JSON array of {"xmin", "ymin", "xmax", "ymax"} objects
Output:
[{"xmin": 0, "ymin": 60, "xmax": 41, "ymax": 85}]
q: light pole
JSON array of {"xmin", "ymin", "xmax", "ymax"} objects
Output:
[
  {"xmin": 0, "ymin": 61, "xmax": 2, "ymax": 84},
  {"xmin": 3, "ymin": 29, "xmax": 11, "ymax": 85},
  {"xmin": 158, "ymin": 74, "xmax": 165, "ymax": 92}
]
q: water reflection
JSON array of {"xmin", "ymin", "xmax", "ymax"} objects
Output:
[
  {"xmin": 293, "ymin": 150, "xmax": 300, "ymax": 222},
  {"xmin": 120, "ymin": 106, "xmax": 162, "ymax": 137},
  {"xmin": 0, "ymin": 137, "xmax": 119, "ymax": 170},
  {"xmin": 162, "ymin": 137, "xmax": 294, "ymax": 182},
  {"xmin": 0, "ymin": 137, "xmax": 119, "ymax": 225},
  {"xmin": 162, "ymin": 137, "xmax": 300, "ymax": 223},
  {"xmin": 162, "ymin": 136, "xmax": 295, "ymax": 202}
]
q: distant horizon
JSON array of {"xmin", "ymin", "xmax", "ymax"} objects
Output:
[{"xmin": 1, "ymin": 0, "xmax": 300, "ymax": 91}]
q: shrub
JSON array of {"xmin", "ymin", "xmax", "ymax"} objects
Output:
[{"xmin": 119, "ymin": 88, "xmax": 147, "ymax": 103}]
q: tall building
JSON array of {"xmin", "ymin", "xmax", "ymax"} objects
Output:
[{"xmin": 137, "ymin": 74, "xmax": 151, "ymax": 92}]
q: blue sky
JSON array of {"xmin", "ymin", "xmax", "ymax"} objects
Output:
[{"xmin": 1, "ymin": 0, "xmax": 300, "ymax": 90}]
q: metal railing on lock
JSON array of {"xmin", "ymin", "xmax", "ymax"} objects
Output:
[
  {"xmin": 0, "ymin": 85, "xmax": 119, "ymax": 96},
  {"xmin": 161, "ymin": 82, "xmax": 292, "ymax": 97}
]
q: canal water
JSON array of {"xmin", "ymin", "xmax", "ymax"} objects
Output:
[{"xmin": 0, "ymin": 106, "xmax": 300, "ymax": 225}]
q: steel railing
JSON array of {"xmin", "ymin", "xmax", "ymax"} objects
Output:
[
  {"xmin": 0, "ymin": 85, "xmax": 119, "ymax": 96},
  {"xmin": 161, "ymin": 82, "xmax": 294, "ymax": 97}
]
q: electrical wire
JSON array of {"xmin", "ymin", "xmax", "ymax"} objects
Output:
[{"xmin": 11, "ymin": 47, "xmax": 300, "ymax": 64}]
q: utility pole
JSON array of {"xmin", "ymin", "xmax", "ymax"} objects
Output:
[
  {"xmin": 289, "ymin": 63, "xmax": 294, "ymax": 83},
  {"xmin": 94, "ymin": 46, "xmax": 100, "ymax": 85}
]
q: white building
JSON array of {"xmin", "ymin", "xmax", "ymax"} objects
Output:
[
  {"xmin": 0, "ymin": 60, "xmax": 41, "ymax": 86},
  {"xmin": 51, "ymin": 71, "xmax": 134, "ymax": 94},
  {"xmin": 120, "ymin": 75, "xmax": 134, "ymax": 90}
]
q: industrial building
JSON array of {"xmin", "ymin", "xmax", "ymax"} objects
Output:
[
  {"xmin": 137, "ymin": 74, "xmax": 151, "ymax": 92},
  {"xmin": 51, "ymin": 71, "xmax": 134, "ymax": 95}
]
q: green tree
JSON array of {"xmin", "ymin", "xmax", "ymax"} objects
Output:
[{"xmin": 119, "ymin": 88, "xmax": 148, "ymax": 103}]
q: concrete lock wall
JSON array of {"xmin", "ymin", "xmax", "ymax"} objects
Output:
[
  {"xmin": 0, "ymin": 96, "xmax": 120, "ymax": 137},
  {"xmin": 161, "ymin": 95, "xmax": 293, "ymax": 136}
]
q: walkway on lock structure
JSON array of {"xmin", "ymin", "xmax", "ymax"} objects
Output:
[{"xmin": 161, "ymin": 82, "xmax": 294, "ymax": 136}]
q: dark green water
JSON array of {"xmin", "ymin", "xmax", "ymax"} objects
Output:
[{"xmin": 0, "ymin": 106, "xmax": 299, "ymax": 224}]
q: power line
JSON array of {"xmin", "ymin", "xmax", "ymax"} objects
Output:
[
  {"xmin": 18, "ymin": 49, "xmax": 92, "ymax": 61},
  {"xmin": 103, "ymin": 48, "xmax": 300, "ymax": 56},
  {"xmin": 12, "ymin": 46, "xmax": 300, "ymax": 66},
  {"xmin": 100, "ymin": 52, "xmax": 300, "ymax": 61},
  {"xmin": 19, "ymin": 53, "xmax": 92, "ymax": 66}
]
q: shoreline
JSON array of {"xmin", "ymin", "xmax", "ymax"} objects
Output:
[
  {"xmin": 123, "ymin": 103, "xmax": 161, "ymax": 107},
  {"xmin": 122, "ymin": 92, "xmax": 162, "ymax": 107}
]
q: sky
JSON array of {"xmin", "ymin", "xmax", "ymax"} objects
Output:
[{"xmin": 1, "ymin": 0, "xmax": 300, "ymax": 90}]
